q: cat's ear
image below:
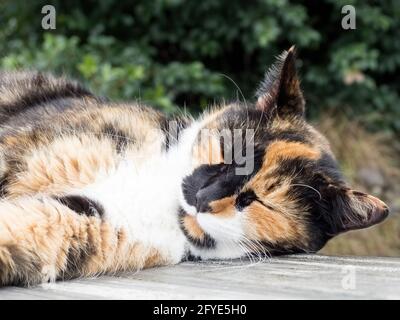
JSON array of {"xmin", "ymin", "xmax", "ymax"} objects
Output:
[
  {"xmin": 328, "ymin": 188, "xmax": 389, "ymax": 234},
  {"xmin": 255, "ymin": 46, "xmax": 305, "ymax": 117}
]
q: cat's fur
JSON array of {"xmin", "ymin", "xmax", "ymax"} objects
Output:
[{"xmin": 0, "ymin": 48, "xmax": 388, "ymax": 286}]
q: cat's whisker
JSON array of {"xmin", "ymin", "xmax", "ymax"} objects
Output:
[
  {"xmin": 290, "ymin": 183, "xmax": 322, "ymax": 200},
  {"xmin": 240, "ymin": 236, "xmax": 269, "ymax": 264},
  {"xmin": 217, "ymin": 73, "xmax": 249, "ymax": 110},
  {"xmin": 239, "ymin": 239, "xmax": 265, "ymax": 267},
  {"xmin": 253, "ymin": 238, "xmax": 272, "ymax": 261},
  {"xmin": 217, "ymin": 73, "xmax": 253, "ymax": 151}
]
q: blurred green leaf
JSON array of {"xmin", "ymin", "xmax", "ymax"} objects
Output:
[{"xmin": 0, "ymin": 0, "xmax": 399, "ymax": 134}]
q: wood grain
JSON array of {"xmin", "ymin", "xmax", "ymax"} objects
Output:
[{"xmin": 1, "ymin": 255, "xmax": 399, "ymax": 299}]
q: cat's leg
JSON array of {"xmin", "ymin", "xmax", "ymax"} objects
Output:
[{"xmin": 0, "ymin": 196, "xmax": 167, "ymax": 286}]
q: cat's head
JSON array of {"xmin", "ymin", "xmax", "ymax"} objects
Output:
[{"xmin": 179, "ymin": 47, "xmax": 389, "ymax": 260}]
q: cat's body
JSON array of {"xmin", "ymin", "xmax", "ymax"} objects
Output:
[
  {"xmin": 0, "ymin": 71, "xmax": 202, "ymax": 284},
  {"xmin": 0, "ymin": 49, "xmax": 389, "ymax": 286}
]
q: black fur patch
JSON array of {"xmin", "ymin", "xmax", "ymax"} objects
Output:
[
  {"xmin": 0, "ymin": 244, "xmax": 42, "ymax": 286},
  {"xmin": 255, "ymin": 47, "xmax": 305, "ymax": 117},
  {"xmin": 184, "ymin": 253, "xmax": 202, "ymax": 262},
  {"xmin": 63, "ymin": 236, "xmax": 98, "ymax": 280},
  {"xmin": 273, "ymin": 157, "xmax": 316, "ymax": 180},
  {"xmin": 182, "ymin": 163, "xmax": 251, "ymax": 213},
  {"xmin": 270, "ymin": 129, "xmax": 310, "ymax": 144},
  {"xmin": 55, "ymin": 195, "xmax": 105, "ymax": 217},
  {"xmin": 101, "ymin": 124, "xmax": 130, "ymax": 153},
  {"xmin": 0, "ymin": 174, "xmax": 10, "ymax": 198},
  {"xmin": 235, "ymin": 189, "xmax": 258, "ymax": 210}
]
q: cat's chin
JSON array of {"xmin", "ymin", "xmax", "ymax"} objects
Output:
[{"xmin": 178, "ymin": 209, "xmax": 249, "ymax": 261}]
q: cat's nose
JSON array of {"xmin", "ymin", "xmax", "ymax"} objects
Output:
[{"xmin": 195, "ymin": 190, "xmax": 211, "ymax": 213}]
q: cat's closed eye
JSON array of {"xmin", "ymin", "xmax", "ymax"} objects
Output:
[{"xmin": 235, "ymin": 190, "xmax": 258, "ymax": 210}]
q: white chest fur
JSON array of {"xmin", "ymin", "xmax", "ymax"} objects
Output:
[{"xmin": 75, "ymin": 122, "xmax": 201, "ymax": 264}]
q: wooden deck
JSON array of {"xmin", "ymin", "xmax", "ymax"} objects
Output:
[{"xmin": 1, "ymin": 255, "xmax": 399, "ymax": 299}]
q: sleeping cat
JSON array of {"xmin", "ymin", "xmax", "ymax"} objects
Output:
[{"xmin": 0, "ymin": 47, "xmax": 388, "ymax": 286}]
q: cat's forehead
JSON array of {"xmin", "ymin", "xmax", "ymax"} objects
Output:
[
  {"xmin": 194, "ymin": 102, "xmax": 341, "ymax": 185},
  {"xmin": 202, "ymin": 102, "xmax": 332, "ymax": 154},
  {"xmin": 209, "ymin": 102, "xmax": 308, "ymax": 132}
]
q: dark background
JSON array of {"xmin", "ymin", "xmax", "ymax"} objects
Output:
[{"xmin": 1, "ymin": 0, "xmax": 399, "ymax": 255}]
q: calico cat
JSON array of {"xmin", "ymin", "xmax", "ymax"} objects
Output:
[{"xmin": 0, "ymin": 47, "xmax": 388, "ymax": 286}]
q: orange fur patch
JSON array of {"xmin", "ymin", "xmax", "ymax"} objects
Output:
[
  {"xmin": 245, "ymin": 141, "xmax": 320, "ymax": 198},
  {"xmin": 0, "ymin": 197, "xmax": 168, "ymax": 285},
  {"xmin": 6, "ymin": 136, "xmax": 118, "ymax": 197},
  {"xmin": 182, "ymin": 215, "xmax": 205, "ymax": 240},
  {"xmin": 265, "ymin": 141, "xmax": 320, "ymax": 167},
  {"xmin": 244, "ymin": 201, "xmax": 298, "ymax": 243},
  {"xmin": 209, "ymin": 196, "xmax": 236, "ymax": 217},
  {"xmin": 192, "ymin": 132, "xmax": 223, "ymax": 166}
]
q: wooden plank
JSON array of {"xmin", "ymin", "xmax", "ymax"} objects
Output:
[{"xmin": 1, "ymin": 255, "xmax": 399, "ymax": 299}]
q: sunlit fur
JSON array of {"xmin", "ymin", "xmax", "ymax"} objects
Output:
[{"xmin": 0, "ymin": 48, "xmax": 389, "ymax": 286}]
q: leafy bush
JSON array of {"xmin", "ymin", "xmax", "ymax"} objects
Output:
[{"xmin": 1, "ymin": 0, "xmax": 399, "ymax": 132}]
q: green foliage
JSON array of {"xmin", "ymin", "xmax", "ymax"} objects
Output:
[{"xmin": 0, "ymin": 0, "xmax": 399, "ymax": 131}]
